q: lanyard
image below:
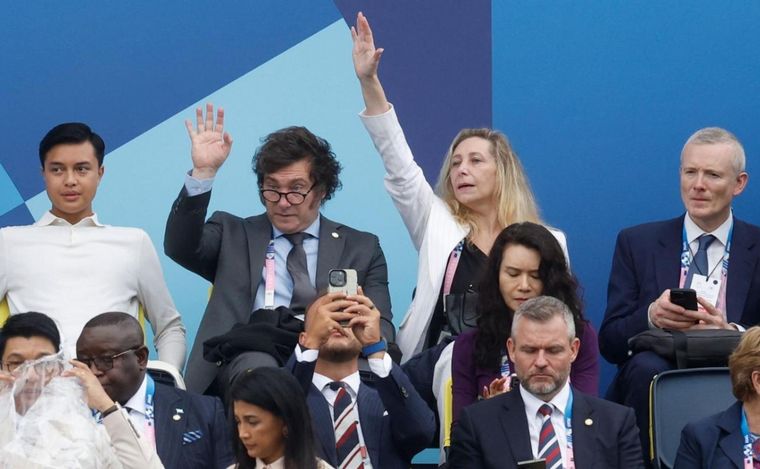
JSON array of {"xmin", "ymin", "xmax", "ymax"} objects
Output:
[
  {"xmin": 741, "ymin": 408, "xmax": 755, "ymax": 469},
  {"xmin": 680, "ymin": 224, "xmax": 733, "ymax": 279},
  {"xmin": 442, "ymin": 240, "xmax": 465, "ymax": 301},
  {"xmin": 564, "ymin": 390, "xmax": 576, "ymax": 469},
  {"xmin": 144, "ymin": 375, "xmax": 156, "ymax": 449},
  {"xmin": 264, "ymin": 240, "xmax": 276, "ymax": 308}
]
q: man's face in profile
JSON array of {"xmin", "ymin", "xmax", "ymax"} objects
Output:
[
  {"xmin": 1, "ymin": 335, "xmax": 58, "ymax": 414},
  {"xmin": 42, "ymin": 141, "xmax": 104, "ymax": 225},
  {"xmin": 260, "ymin": 159, "xmax": 324, "ymax": 234},
  {"xmin": 76, "ymin": 325, "xmax": 147, "ymax": 405}
]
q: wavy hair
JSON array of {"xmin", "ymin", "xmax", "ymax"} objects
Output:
[
  {"xmin": 435, "ymin": 128, "xmax": 541, "ymax": 237},
  {"xmin": 474, "ymin": 222, "xmax": 586, "ymax": 371}
]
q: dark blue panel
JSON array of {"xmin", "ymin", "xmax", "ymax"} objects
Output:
[
  {"xmin": 493, "ymin": 1, "xmax": 760, "ymax": 393},
  {"xmin": 1, "ymin": 1, "xmax": 340, "ymax": 200},
  {"xmin": 0, "ymin": 204, "xmax": 33, "ymax": 227},
  {"xmin": 334, "ymin": 0, "xmax": 491, "ymax": 183}
]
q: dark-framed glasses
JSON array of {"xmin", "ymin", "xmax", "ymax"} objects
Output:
[
  {"xmin": 259, "ymin": 186, "xmax": 314, "ymax": 205},
  {"xmin": 77, "ymin": 347, "xmax": 140, "ymax": 371}
]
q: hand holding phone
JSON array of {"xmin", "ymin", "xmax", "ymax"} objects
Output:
[
  {"xmin": 670, "ymin": 288, "xmax": 698, "ymax": 311},
  {"xmin": 328, "ymin": 269, "xmax": 358, "ymax": 326}
]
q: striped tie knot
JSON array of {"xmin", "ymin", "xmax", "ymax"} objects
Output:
[{"xmin": 539, "ymin": 404, "xmax": 553, "ymax": 418}]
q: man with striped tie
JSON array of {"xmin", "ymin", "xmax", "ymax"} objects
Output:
[
  {"xmin": 290, "ymin": 290, "xmax": 434, "ymax": 468},
  {"xmin": 449, "ymin": 296, "xmax": 644, "ymax": 468}
]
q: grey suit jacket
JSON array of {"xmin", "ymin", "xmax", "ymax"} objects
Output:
[
  {"xmin": 449, "ymin": 387, "xmax": 645, "ymax": 468},
  {"xmin": 165, "ymin": 188, "xmax": 394, "ymax": 393}
]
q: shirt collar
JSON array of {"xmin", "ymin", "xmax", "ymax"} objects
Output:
[
  {"xmin": 520, "ymin": 378, "xmax": 572, "ymax": 419},
  {"xmin": 35, "ymin": 211, "xmax": 105, "ymax": 228},
  {"xmin": 122, "ymin": 374, "xmax": 149, "ymax": 415},
  {"xmin": 255, "ymin": 456, "xmax": 285, "ymax": 468},
  {"xmin": 271, "ymin": 216, "xmax": 321, "ymax": 240},
  {"xmin": 684, "ymin": 211, "xmax": 732, "ymax": 246},
  {"xmin": 313, "ymin": 369, "xmax": 361, "ymax": 398}
]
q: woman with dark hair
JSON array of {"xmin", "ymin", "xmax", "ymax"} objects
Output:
[
  {"xmin": 451, "ymin": 222, "xmax": 600, "ymax": 423},
  {"xmin": 228, "ymin": 367, "xmax": 331, "ymax": 469}
]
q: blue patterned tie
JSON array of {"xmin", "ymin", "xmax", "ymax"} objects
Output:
[
  {"xmin": 537, "ymin": 404, "xmax": 563, "ymax": 469},
  {"xmin": 686, "ymin": 234, "xmax": 716, "ymax": 288}
]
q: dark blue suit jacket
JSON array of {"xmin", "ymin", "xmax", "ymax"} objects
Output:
[
  {"xmin": 153, "ymin": 382, "xmax": 234, "ymax": 469},
  {"xmin": 289, "ymin": 358, "xmax": 435, "ymax": 469},
  {"xmin": 449, "ymin": 387, "xmax": 645, "ymax": 468},
  {"xmin": 599, "ymin": 215, "xmax": 760, "ymax": 364},
  {"xmin": 674, "ymin": 400, "xmax": 744, "ymax": 468}
]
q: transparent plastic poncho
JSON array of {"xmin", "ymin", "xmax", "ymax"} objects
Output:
[{"xmin": 0, "ymin": 353, "xmax": 123, "ymax": 469}]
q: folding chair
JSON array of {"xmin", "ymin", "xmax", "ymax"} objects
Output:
[{"xmin": 649, "ymin": 367, "xmax": 733, "ymax": 468}]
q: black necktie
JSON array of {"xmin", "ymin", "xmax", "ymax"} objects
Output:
[
  {"xmin": 284, "ymin": 232, "xmax": 316, "ymax": 313},
  {"xmin": 686, "ymin": 234, "xmax": 716, "ymax": 287}
]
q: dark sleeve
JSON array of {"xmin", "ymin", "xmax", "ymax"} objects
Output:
[
  {"xmin": 360, "ymin": 236, "xmax": 396, "ymax": 343},
  {"xmin": 617, "ymin": 406, "xmax": 646, "ymax": 468},
  {"xmin": 285, "ymin": 350, "xmax": 316, "ymax": 395},
  {"xmin": 448, "ymin": 406, "xmax": 485, "ymax": 468},
  {"xmin": 599, "ymin": 230, "xmax": 652, "ymax": 364},
  {"xmin": 209, "ymin": 396, "xmax": 235, "ymax": 469},
  {"xmin": 570, "ymin": 322, "xmax": 600, "ymax": 396},
  {"xmin": 164, "ymin": 186, "xmax": 222, "ymax": 282},
  {"xmin": 374, "ymin": 363, "xmax": 435, "ymax": 460},
  {"xmin": 673, "ymin": 422, "xmax": 704, "ymax": 469},
  {"xmin": 451, "ymin": 330, "xmax": 479, "ymax": 424}
]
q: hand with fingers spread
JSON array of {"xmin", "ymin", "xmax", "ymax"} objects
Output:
[
  {"xmin": 186, "ymin": 102, "xmax": 234, "ymax": 180},
  {"xmin": 482, "ymin": 376, "xmax": 510, "ymax": 399},
  {"xmin": 649, "ymin": 289, "xmax": 698, "ymax": 330},
  {"xmin": 350, "ymin": 12, "xmax": 390, "ymax": 115},
  {"xmin": 345, "ymin": 286, "xmax": 382, "ymax": 348},
  {"xmin": 300, "ymin": 292, "xmax": 356, "ymax": 350},
  {"xmin": 63, "ymin": 359, "xmax": 115, "ymax": 412}
]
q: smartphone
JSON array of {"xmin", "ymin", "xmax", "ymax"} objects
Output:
[
  {"xmin": 517, "ymin": 460, "xmax": 546, "ymax": 469},
  {"xmin": 670, "ymin": 288, "xmax": 698, "ymax": 311},
  {"xmin": 328, "ymin": 269, "xmax": 358, "ymax": 326}
]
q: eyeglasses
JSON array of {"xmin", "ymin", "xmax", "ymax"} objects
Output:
[
  {"xmin": 259, "ymin": 186, "xmax": 314, "ymax": 205},
  {"xmin": 4, "ymin": 352, "xmax": 65, "ymax": 376},
  {"xmin": 77, "ymin": 347, "xmax": 140, "ymax": 371}
]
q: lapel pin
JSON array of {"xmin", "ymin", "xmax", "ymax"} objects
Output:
[
  {"xmin": 584, "ymin": 418, "xmax": 593, "ymax": 426},
  {"xmin": 331, "ymin": 232, "xmax": 339, "ymax": 239},
  {"xmin": 173, "ymin": 414, "xmax": 181, "ymax": 421}
]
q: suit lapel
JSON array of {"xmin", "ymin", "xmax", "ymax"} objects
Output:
[
  {"xmin": 153, "ymin": 384, "xmax": 185, "ymax": 465},
  {"xmin": 717, "ymin": 402, "xmax": 744, "ymax": 469},
  {"xmin": 244, "ymin": 215, "xmax": 273, "ymax": 305},
  {"xmin": 655, "ymin": 217, "xmax": 684, "ymax": 293},
  {"xmin": 356, "ymin": 384, "xmax": 383, "ymax": 465},
  {"xmin": 498, "ymin": 391, "xmax": 534, "ymax": 465},
  {"xmin": 309, "ymin": 386, "xmax": 337, "ymax": 464},
  {"xmin": 316, "ymin": 216, "xmax": 345, "ymax": 292},
  {"xmin": 570, "ymin": 392, "xmax": 596, "ymax": 468},
  {"xmin": 726, "ymin": 218, "xmax": 757, "ymax": 321}
]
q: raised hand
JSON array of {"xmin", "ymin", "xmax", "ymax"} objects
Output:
[
  {"xmin": 64, "ymin": 360, "xmax": 115, "ymax": 412},
  {"xmin": 301, "ymin": 293, "xmax": 355, "ymax": 350},
  {"xmin": 185, "ymin": 103, "xmax": 234, "ymax": 179},
  {"xmin": 351, "ymin": 11, "xmax": 383, "ymax": 81},
  {"xmin": 345, "ymin": 286, "xmax": 382, "ymax": 347}
]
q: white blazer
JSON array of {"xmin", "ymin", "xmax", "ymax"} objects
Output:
[{"xmin": 360, "ymin": 106, "xmax": 568, "ymax": 360}]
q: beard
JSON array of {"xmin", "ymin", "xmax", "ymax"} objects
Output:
[{"xmin": 519, "ymin": 369, "xmax": 570, "ymax": 400}]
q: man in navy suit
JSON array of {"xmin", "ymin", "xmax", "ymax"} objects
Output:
[
  {"xmin": 449, "ymin": 296, "xmax": 644, "ymax": 468},
  {"xmin": 164, "ymin": 104, "xmax": 396, "ymax": 397},
  {"xmin": 76, "ymin": 312, "xmax": 234, "ymax": 469},
  {"xmin": 289, "ymin": 290, "xmax": 434, "ymax": 468},
  {"xmin": 600, "ymin": 127, "xmax": 760, "ymax": 460}
]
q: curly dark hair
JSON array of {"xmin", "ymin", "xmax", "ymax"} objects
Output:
[
  {"xmin": 474, "ymin": 222, "xmax": 586, "ymax": 371},
  {"xmin": 252, "ymin": 126, "xmax": 342, "ymax": 203}
]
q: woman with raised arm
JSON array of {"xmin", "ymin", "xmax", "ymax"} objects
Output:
[{"xmin": 351, "ymin": 12, "xmax": 572, "ymax": 451}]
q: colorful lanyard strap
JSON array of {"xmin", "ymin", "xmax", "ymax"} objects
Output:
[
  {"xmin": 442, "ymin": 239, "xmax": 465, "ymax": 302},
  {"xmin": 741, "ymin": 408, "xmax": 755, "ymax": 469},
  {"xmin": 143, "ymin": 374, "xmax": 157, "ymax": 449},
  {"xmin": 680, "ymin": 224, "xmax": 733, "ymax": 278},
  {"xmin": 263, "ymin": 239, "xmax": 276, "ymax": 308},
  {"xmin": 564, "ymin": 390, "xmax": 576, "ymax": 469}
]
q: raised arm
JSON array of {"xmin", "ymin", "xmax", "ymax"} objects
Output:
[{"xmin": 352, "ymin": 12, "xmax": 390, "ymax": 116}]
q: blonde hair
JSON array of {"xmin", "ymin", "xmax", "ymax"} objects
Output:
[
  {"xmin": 435, "ymin": 128, "xmax": 541, "ymax": 237},
  {"xmin": 729, "ymin": 326, "xmax": 760, "ymax": 402}
]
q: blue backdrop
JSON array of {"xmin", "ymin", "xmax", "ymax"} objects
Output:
[{"xmin": 2, "ymin": 1, "xmax": 759, "ymax": 396}]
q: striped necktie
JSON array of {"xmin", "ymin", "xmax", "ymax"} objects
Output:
[
  {"xmin": 537, "ymin": 404, "xmax": 563, "ymax": 469},
  {"xmin": 330, "ymin": 381, "xmax": 364, "ymax": 469},
  {"xmin": 685, "ymin": 234, "xmax": 716, "ymax": 288}
]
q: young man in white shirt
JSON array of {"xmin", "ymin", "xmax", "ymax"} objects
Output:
[{"xmin": 0, "ymin": 123, "xmax": 185, "ymax": 369}]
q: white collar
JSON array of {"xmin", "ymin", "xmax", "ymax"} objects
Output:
[
  {"xmin": 684, "ymin": 211, "xmax": 732, "ymax": 246},
  {"xmin": 271, "ymin": 216, "xmax": 321, "ymax": 239},
  {"xmin": 35, "ymin": 211, "xmax": 105, "ymax": 228},
  {"xmin": 255, "ymin": 456, "xmax": 285, "ymax": 468},
  {"xmin": 313, "ymin": 369, "xmax": 361, "ymax": 398},
  {"xmin": 520, "ymin": 379, "xmax": 571, "ymax": 419},
  {"xmin": 122, "ymin": 374, "xmax": 149, "ymax": 416}
]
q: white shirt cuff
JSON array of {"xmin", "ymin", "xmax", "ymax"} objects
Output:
[
  {"xmin": 295, "ymin": 344, "xmax": 319, "ymax": 363},
  {"xmin": 184, "ymin": 170, "xmax": 214, "ymax": 196},
  {"xmin": 368, "ymin": 352, "xmax": 392, "ymax": 378}
]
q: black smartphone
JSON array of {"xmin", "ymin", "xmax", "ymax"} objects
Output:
[{"xmin": 670, "ymin": 288, "xmax": 698, "ymax": 311}]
